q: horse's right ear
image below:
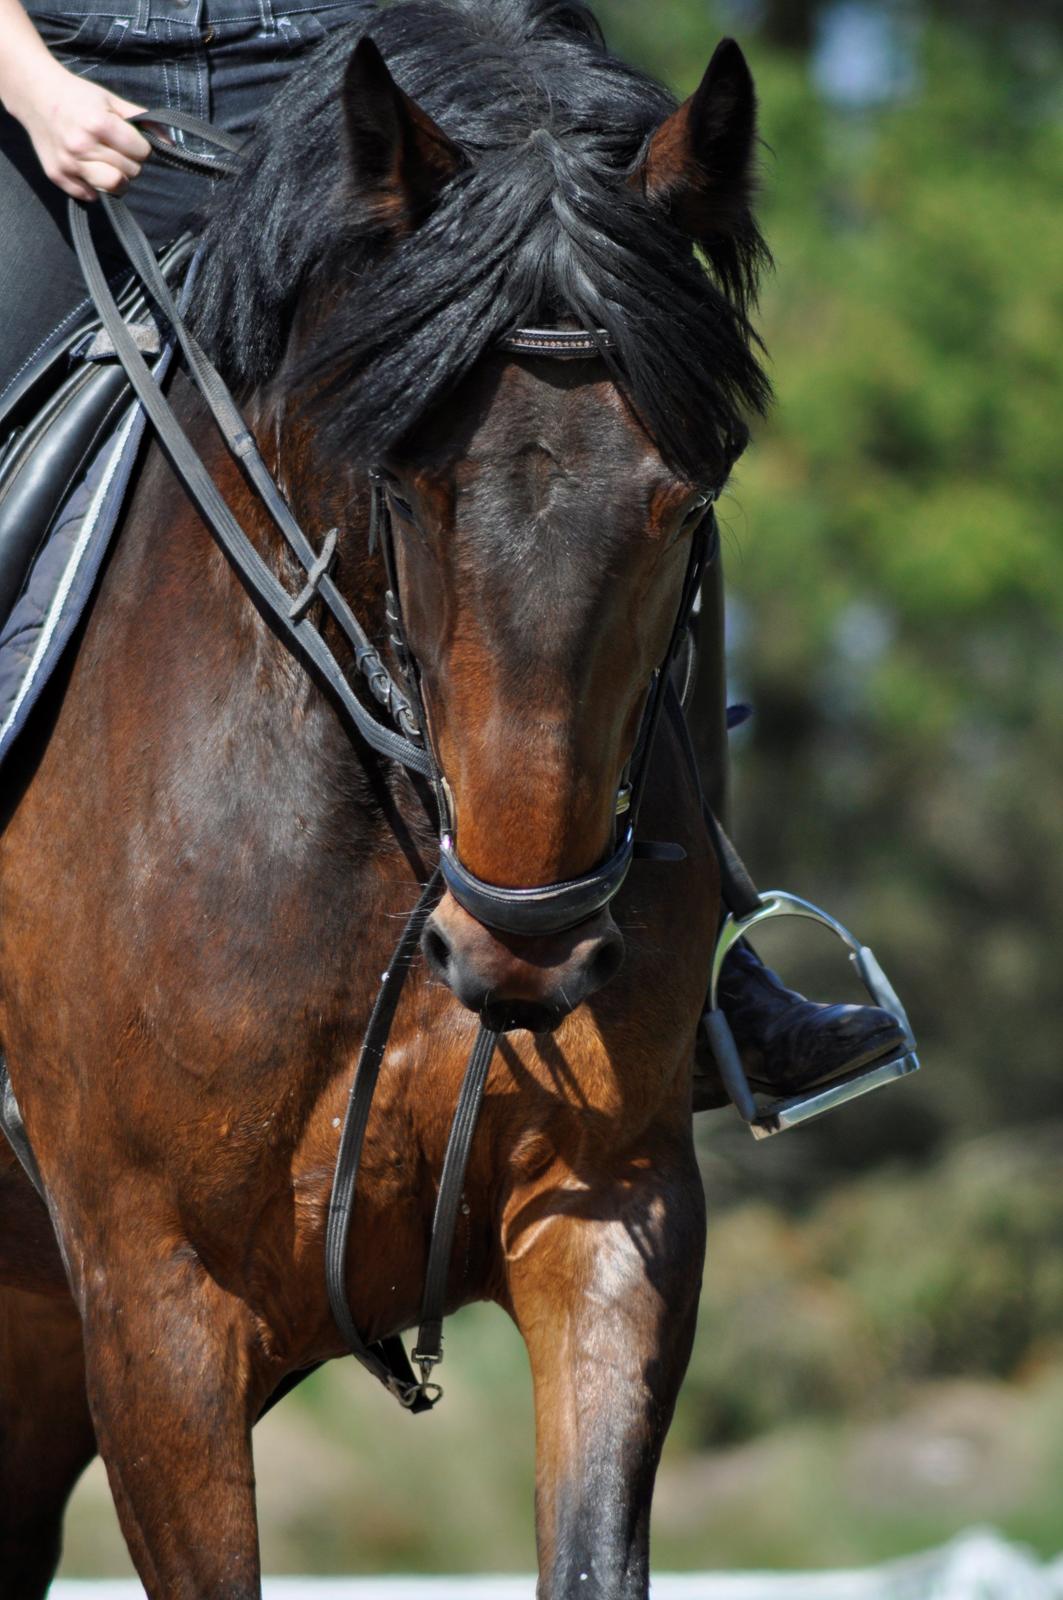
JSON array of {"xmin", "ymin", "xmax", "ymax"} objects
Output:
[
  {"xmin": 633, "ymin": 38, "xmax": 757, "ymax": 244},
  {"xmin": 341, "ymin": 38, "xmax": 464, "ymax": 231}
]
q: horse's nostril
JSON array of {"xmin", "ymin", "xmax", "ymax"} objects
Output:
[
  {"xmin": 422, "ymin": 924, "xmax": 452, "ymax": 979},
  {"xmin": 422, "ymin": 903, "xmax": 623, "ymax": 1022}
]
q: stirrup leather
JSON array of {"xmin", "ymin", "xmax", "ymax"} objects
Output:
[{"xmin": 703, "ymin": 891, "xmax": 919, "ymax": 1139}]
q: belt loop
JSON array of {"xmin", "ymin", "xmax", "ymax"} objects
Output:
[
  {"xmin": 257, "ymin": 0, "xmax": 277, "ymax": 32},
  {"xmin": 133, "ymin": 0, "xmax": 151, "ymax": 35}
]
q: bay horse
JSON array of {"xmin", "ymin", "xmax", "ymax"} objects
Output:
[{"xmin": 0, "ymin": 1, "xmax": 770, "ymax": 1594}]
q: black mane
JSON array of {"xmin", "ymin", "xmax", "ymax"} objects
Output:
[{"xmin": 192, "ymin": 0, "xmax": 771, "ymax": 484}]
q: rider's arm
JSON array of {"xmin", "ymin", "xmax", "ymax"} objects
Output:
[{"xmin": 0, "ymin": 0, "xmax": 150, "ymax": 199}]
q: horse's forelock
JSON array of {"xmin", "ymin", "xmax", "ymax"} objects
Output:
[{"xmin": 191, "ymin": 0, "xmax": 771, "ymax": 486}]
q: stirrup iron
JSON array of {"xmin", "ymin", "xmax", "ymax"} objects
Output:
[{"xmin": 703, "ymin": 891, "xmax": 919, "ymax": 1139}]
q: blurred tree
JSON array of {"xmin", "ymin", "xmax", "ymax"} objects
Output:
[{"xmin": 756, "ymin": 0, "xmax": 819, "ymax": 54}]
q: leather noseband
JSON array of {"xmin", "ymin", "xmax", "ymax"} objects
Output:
[{"xmin": 438, "ymin": 825, "xmax": 635, "ymax": 936}]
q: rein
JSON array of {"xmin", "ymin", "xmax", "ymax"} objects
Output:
[{"xmin": 66, "ymin": 111, "xmax": 721, "ymax": 1410}]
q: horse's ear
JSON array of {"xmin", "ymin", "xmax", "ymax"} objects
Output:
[
  {"xmin": 634, "ymin": 38, "xmax": 757, "ymax": 243},
  {"xmin": 341, "ymin": 37, "xmax": 464, "ymax": 230}
]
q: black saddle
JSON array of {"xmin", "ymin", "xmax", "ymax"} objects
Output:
[{"xmin": 0, "ymin": 234, "xmax": 196, "ymax": 626}]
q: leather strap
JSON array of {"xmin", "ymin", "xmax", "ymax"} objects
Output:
[
  {"xmin": 103, "ymin": 192, "xmax": 423, "ymax": 743},
  {"xmin": 0, "ymin": 1055, "xmax": 45, "ymax": 1200},
  {"xmin": 324, "ymin": 871, "xmax": 445, "ymax": 1410},
  {"xmin": 412, "ymin": 1021, "xmax": 500, "ymax": 1376},
  {"xmin": 498, "ymin": 328, "xmax": 614, "ymax": 357},
  {"xmin": 438, "ymin": 827, "xmax": 635, "ymax": 936},
  {"xmin": 98, "ymin": 194, "xmax": 419, "ymax": 732},
  {"xmin": 132, "ymin": 110, "xmax": 242, "ymax": 177},
  {"xmin": 662, "ymin": 680, "xmax": 762, "ymax": 919}
]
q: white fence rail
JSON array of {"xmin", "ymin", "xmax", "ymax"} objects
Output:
[{"xmin": 52, "ymin": 1530, "xmax": 1063, "ymax": 1599}]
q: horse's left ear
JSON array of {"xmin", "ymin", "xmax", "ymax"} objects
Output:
[
  {"xmin": 342, "ymin": 37, "xmax": 465, "ymax": 230},
  {"xmin": 633, "ymin": 39, "xmax": 757, "ymax": 242}
]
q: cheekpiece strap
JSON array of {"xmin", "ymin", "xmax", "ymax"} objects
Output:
[{"xmin": 499, "ymin": 327, "xmax": 614, "ymax": 358}]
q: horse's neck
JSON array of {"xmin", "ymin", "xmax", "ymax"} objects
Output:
[{"xmin": 109, "ymin": 370, "xmax": 425, "ymax": 878}]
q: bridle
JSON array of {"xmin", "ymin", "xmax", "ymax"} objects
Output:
[
  {"xmin": 66, "ymin": 111, "xmax": 722, "ymax": 1412},
  {"xmin": 368, "ymin": 436, "xmax": 716, "ymax": 939}
]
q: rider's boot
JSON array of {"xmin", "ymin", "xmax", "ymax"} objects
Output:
[
  {"xmin": 695, "ymin": 939, "xmax": 907, "ymax": 1110},
  {"xmin": 686, "ymin": 554, "xmax": 905, "ymax": 1114}
]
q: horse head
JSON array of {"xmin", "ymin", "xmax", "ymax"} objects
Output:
[{"xmin": 284, "ymin": 33, "xmax": 769, "ymax": 1033}]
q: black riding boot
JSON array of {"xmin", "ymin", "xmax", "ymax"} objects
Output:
[{"xmin": 688, "ymin": 556, "xmax": 905, "ymax": 1114}]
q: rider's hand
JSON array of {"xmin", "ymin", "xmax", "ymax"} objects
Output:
[{"xmin": 9, "ymin": 62, "xmax": 151, "ymax": 202}]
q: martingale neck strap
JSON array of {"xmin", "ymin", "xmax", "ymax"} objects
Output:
[
  {"xmin": 324, "ymin": 873, "xmax": 445, "ymax": 1410},
  {"xmin": 324, "ymin": 867, "xmax": 502, "ymax": 1411}
]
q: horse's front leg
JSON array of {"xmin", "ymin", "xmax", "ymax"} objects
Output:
[
  {"xmin": 65, "ymin": 1215, "xmax": 265, "ymax": 1599},
  {"xmin": 504, "ymin": 1124, "xmax": 705, "ymax": 1600}
]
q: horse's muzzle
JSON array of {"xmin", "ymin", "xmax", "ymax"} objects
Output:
[{"xmin": 421, "ymin": 895, "xmax": 624, "ymax": 1033}]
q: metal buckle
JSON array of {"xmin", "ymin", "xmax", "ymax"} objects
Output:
[
  {"xmin": 387, "ymin": 1375, "xmax": 420, "ymax": 1409},
  {"xmin": 705, "ymin": 890, "xmax": 919, "ymax": 1139},
  {"xmin": 386, "ymin": 1370, "xmax": 444, "ymax": 1410},
  {"xmin": 404, "ymin": 1351, "xmax": 444, "ymax": 1408}
]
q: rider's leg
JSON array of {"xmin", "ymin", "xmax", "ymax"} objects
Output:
[
  {"xmin": 692, "ymin": 552, "xmax": 905, "ymax": 1108},
  {"xmin": 0, "ymin": 107, "xmax": 213, "ymax": 624},
  {"xmin": 0, "ymin": 12, "xmax": 229, "ymax": 412},
  {"xmin": 1, "ymin": 4, "xmax": 373, "ymax": 620},
  {"xmin": 0, "ymin": 114, "xmax": 106, "ymax": 411}
]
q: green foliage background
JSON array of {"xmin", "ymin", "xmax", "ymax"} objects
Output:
[{"xmin": 60, "ymin": 0, "xmax": 1063, "ymax": 1577}]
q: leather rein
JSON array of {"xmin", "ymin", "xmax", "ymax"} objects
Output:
[{"xmin": 66, "ymin": 111, "xmax": 722, "ymax": 1411}]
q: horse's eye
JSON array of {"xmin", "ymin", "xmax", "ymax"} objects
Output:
[
  {"xmin": 669, "ymin": 492, "xmax": 712, "ymax": 543},
  {"xmin": 372, "ymin": 468, "xmax": 415, "ymax": 523}
]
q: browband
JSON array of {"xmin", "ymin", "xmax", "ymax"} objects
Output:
[{"xmin": 498, "ymin": 327, "xmax": 614, "ymax": 358}]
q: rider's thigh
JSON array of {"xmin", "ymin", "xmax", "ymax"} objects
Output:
[
  {"xmin": 62, "ymin": 0, "xmax": 376, "ymax": 244},
  {"xmin": 204, "ymin": 1, "xmax": 377, "ymax": 142},
  {"xmin": 0, "ymin": 0, "xmax": 374, "ymax": 402},
  {"xmin": 0, "ymin": 113, "xmax": 97, "ymax": 408}
]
